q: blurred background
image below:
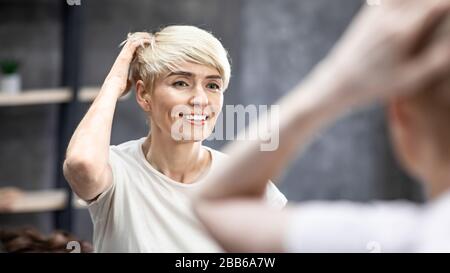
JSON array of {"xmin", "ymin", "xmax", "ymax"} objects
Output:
[{"xmin": 0, "ymin": 0, "xmax": 424, "ymax": 246}]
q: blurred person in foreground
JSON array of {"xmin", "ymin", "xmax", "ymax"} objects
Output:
[{"xmin": 194, "ymin": 0, "xmax": 450, "ymax": 252}]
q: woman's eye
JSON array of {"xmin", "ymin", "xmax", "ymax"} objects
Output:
[
  {"xmin": 173, "ymin": 81, "xmax": 189, "ymax": 87},
  {"xmin": 207, "ymin": 83, "xmax": 221, "ymax": 91}
]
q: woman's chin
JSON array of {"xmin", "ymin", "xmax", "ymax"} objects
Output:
[{"xmin": 172, "ymin": 130, "xmax": 212, "ymax": 143}]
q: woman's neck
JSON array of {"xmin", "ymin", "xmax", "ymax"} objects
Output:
[
  {"xmin": 417, "ymin": 151, "xmax": 450, "ymax": 200},
  {"xmin": 142, "ymin": 130, "xmax": 211, "ymax": 184},
  {"xmin": 425, "ymin": 165, "xmax": 450, "ymax": 200}
]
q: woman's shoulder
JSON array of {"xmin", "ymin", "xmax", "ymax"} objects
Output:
[
  {"xmin": 111, "ymin": 138, "xmax": 145, "ymax": 152},
  {"xmin": 109, "ymin": 138, "xmax": 146, "ymax": 163}
]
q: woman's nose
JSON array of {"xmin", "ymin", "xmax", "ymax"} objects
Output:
[{"xmin": 189, "ymin": 85, "xmax": 209, "ymax": 106}]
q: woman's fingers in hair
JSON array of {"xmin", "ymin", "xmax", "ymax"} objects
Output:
[
  {"xmin": 122, "ymin": 32, "xmax": 152, "ymax": 49},
  {"xmin": 406, "ymin": 2, "xmax": 450, "ymax": 54},
  {"xmin": 403, "ymin": 36, "xmax": 450, "ymax": 93},
  {"xmin": 127, "ymin": 32, "xmax": 152, "ymax": 40},
  {"xmin": 120, "ymin": 37, "xmax": 152, "ymax": 59},
  {"xmin": 113, "ymin": 36, "xmax": 151, "ymax": 72}
]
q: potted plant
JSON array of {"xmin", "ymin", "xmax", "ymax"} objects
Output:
[{"xmin": 0, "ymin": 60, "xmax": 21, "ymax": 94}]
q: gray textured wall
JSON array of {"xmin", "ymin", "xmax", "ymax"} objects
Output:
[
  {"xmin": 0, "ymin": 0, "xmax": 62, "ymax": 235},
  {"xmin": 0, "ymin": 0, "xmax": 424, "ymax": 242}
]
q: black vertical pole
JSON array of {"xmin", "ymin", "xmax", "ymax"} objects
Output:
[{"xmin": 54, "ymin": 1, "xmax": 85, "ymax": 232}]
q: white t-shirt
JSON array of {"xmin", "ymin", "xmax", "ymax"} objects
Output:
[
  {"xmin": 284, "ymin": 191, "xmax": 450, "ymax": 252},
  {"xmin": 88, "ymin": 138, "xmax": 287, "ymax": 253}
]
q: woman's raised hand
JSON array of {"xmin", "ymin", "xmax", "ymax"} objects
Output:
[
  {"xmin": 316, "ymin": 0, "xmax": 450, "ymax": 107},
  {"xmin": 102, "ymin": 32, "xmax": 152, "ymax": 98}
]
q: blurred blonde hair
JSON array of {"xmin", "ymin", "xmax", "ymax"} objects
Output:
[{"xmin": 125, "ymin": 25, "xmax": 231, "ymax": 93}]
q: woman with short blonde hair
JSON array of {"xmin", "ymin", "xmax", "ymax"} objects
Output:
[{"xmin": 63, "ymin": 25, "xmax": 286, "ymax": 252}]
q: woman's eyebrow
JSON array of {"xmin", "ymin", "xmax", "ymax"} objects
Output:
[
  {"xmin": 206, "ymin": 75, "xmax": 222, "ymax": 80},
  {"xmin": 167, "ymin": 71, "xmax": 192, "ymax": 77},
  {"xmin": 166, "ymin": 71, "xmax": 222, "ymax": 80}
]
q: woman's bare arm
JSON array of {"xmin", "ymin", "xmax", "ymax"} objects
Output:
[{"xmin": 63, "ymin": 33, "xmax": 151, "ymax": 201}]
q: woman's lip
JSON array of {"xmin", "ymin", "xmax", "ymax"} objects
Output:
[
  {"xmin": 182, "ymin": 117, "xmax": 206, "ymax": 126},
  {"xmin": 185, "ymin": 116, "xmax": 208, "ymax": 124},
  {"xmin": 187, "ymin": 120, "xmax": 206, "ymax": 126}
]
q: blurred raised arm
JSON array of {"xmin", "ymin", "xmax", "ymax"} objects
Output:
[{"xmin": 194, "ymin": 0, "xmax": 450, "ymax": 252}]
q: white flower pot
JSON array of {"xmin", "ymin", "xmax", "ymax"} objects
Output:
[{"xmin": 1, "ymin": 73, "xmax": 22, "ymax": 94}]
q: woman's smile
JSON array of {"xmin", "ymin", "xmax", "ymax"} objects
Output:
[{"xmin": 179, "ymin": 112, "xmax": 209, "ymax": 126}]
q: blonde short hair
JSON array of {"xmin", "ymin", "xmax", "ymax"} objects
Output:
[{"xmin": 126, "ymin": 25, "xmax": 231, "ymax": 92}]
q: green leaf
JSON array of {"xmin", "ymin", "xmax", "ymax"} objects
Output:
[{"xmin": 0, "ymin": 60, "xmax": 19, "ymax": 74}]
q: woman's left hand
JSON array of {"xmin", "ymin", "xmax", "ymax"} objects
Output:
[{"xmin": 318, "ymin": 0, "xmax": 450, "ymax": 107}]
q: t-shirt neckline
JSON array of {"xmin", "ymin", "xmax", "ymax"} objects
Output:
[{"xmin": 136, "ymin": 137, "xmax": 214, "ymax": 188}]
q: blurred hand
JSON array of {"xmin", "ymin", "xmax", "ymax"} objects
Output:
[
  {"xmin": 102, "ymin": 32, "xmax": 152, "ymax": 98},
  {"xmin": 320, "ymin": 0, "xmax": 450, "ymax": 107}
]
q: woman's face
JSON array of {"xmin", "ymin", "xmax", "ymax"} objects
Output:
[{"xmin": 149, "ymin": 62, "xmax": 224, "ymax": 142}]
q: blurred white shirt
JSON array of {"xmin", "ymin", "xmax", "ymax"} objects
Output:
[{"xmin": 284, "ymin": 190, "xmax": 450, "ymax": 252}]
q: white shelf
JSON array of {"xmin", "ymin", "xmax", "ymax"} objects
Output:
[
  {"xmin": 77, "ymin": 87, "xmax": 100, "ymax": 103},
  {"xmin": 0, "ymin": 88, "xmax": 71, "ymax": 106},
  {"xmin": 0, "ymin": 85, "xmax": 126, "ymax": 213},
  {"xmin": 0, "ymin": 189, "xmax": 68, "ymax": 214},
  {"xmin": 0, "ymin": 87, "xmax": 105, "ymax": 106}
]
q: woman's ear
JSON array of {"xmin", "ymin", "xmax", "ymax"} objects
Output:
[
  {"xmin": 387, "ymin": 97, "xmax": 420, "ymax": 157},
  {"xmin": 135, "ymin": 80, "xmax": 152, "ymax": 112},
  {"xmin": 387, "ymin": 98, "xmax": 411, "ymax": 131}
]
